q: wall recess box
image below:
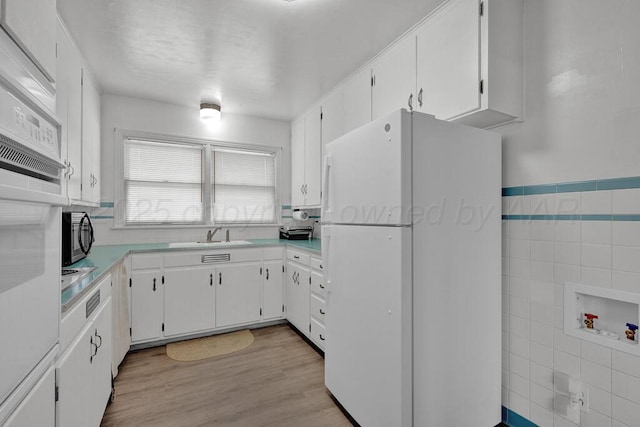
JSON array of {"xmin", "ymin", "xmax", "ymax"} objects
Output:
[{"xmin": 564, "ymin": 282, "xmax": 640, "ymax": 356}]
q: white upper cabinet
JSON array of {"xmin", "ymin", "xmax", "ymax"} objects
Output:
[
  {"xmin": 56, "ymin": 18, "xmax": 82, "ymax": 201},
  {"xmin": 56, "ymin": 16, "xmax": 102, "ymax": 206},
  {"xmin": 291, "ymin": 105, "xmax": 322, "ymax": 208},
  {"xmin": 0, "ymin": 0, "xmax": 57, "ymax": 82},
  {"xmin": 372, "ymin": 36, "xmax": 417, "ymax": 121},
  {"xmin": 81, "ymin": 70, "xmax": 101, "ymax": 205},
  {"xmin": 304, "ymin": 107, "xmax": 322, "ymax": 207},
  {"xmin": 341, "ymin": 67, "xmax": 371, "ymax": 135},
  {"xmin": 320, "ymin": 88, "xmax": 343, "ymax": 148},
  {"xmin": 291, "ymin": 118, "xmax": 305, "ymax": 208},
  {"xmin": 415, "ymin": 0, "xmax": 523, "ymax": 128}
]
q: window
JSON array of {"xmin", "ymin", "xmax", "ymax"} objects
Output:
[
  {"xmin": 213, "ymin": 149, "xmax": 277, "ymax": 224},
  {"xmin": 120, "ymin": 133, "xmax": 279, "ymax": 226}
]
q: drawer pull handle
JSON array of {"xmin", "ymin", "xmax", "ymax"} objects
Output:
[
  {"xmin": 319, "ymin": 264, "xmax": 323, "ymax": 269},
  {"xmin": 319, "ymin": 309, "xmax": 325, "ymax": 315},
  {"xmin": 294, "ymin": 255, "xmax": 300, "ymax": 259},
  {"xmin": 319, "ymin": 334, "xmax": 325, "ymax": 341},
  {"xmin": 266, "ymin": 268, "xmax": 269, "ymax": 280},
  {"xmin": 319, "ymin": 284, "xmax": 325, "ymax": 289}
]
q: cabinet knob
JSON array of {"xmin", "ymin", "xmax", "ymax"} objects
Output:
[
  {"xmin": 319, "ymin": 334, "xmax": 325, "ymax": 341},
  {"xmin": 266, "ymin": 268, "xmax": 269, "ymax": 280},
  {"xmin": 319, "ymin": 309, "xmax": 325, "ymax": 315}
]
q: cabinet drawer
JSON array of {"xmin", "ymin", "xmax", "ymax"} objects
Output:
[
  {"xmin": 60, "ymin": 274, "xmax": 111, "ymax": 354},
  {"xmin": 263, "ymin": 247, "xmax": 284, "ymax": 261},
  {"xmin": 287, "ymin": 249, "xmax": 310, "ymax": 265},
  {"xmin": 310, "ymin": 271, "xmax": 326, "ymax": 299},
  {"xmin": 310, "ymin": 294, "xmax": 326, "ymax": 324},
  {"xmin": 131, "ymin": 254, "xmax": 162, "ymax": 270},
  {"xmin": 310, "ymin": 257, "xmax": 323, "ymax": 271},
  {"xmin": 310, "ymin": 318, "xmax": 326, "ymax": 350}
]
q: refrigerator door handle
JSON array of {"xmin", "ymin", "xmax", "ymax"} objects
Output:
[
  {"xmin": 321, "ymin": 225, "xmax": 331, "ymax": 293},
  {"xmin": 321, "ymin": 155, "xmax": 332, "ymax": 218}
]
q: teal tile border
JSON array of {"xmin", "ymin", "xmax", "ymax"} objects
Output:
[
  {"xmin": 92, "ymin": 215, "xmax": 114, "ymax": 219},
  {"xmin": 99, "ymin": 201, "xmax": 114, "ymax": 208},
  {"xmin": 503, "ymin": 175, "xmax": 640, "ymax": 197},
  {"xmin": 282, "ymin": 204, "xmax": 292, "ymax": 209},
  {"xmin": 502, "ymin": 407, "xmax": 537, "ymax": 427},
  {"xmin": 597, "ymin": 176, "xmax": 640, "ymax": 190},
  {"xmin": 503, "ymin": 214, "xmax": 640, "ymax": 221}
]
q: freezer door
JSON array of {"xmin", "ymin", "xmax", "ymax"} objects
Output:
[
  {"xmin": 322, "ymin": 109, "xmax": 412, "ymax": 226},
  {"xmin": 323, "ymin": 224, "xmax": 412, "ymax": 427}
]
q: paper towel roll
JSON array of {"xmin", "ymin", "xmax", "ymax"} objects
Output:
[{"xmin": 292, "ymin": 210, "xmax": 309, "ymax": 221}]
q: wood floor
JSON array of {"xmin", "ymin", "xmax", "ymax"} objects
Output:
[{"xmin": 101, "ymin": 325, "xmax": 354, "ymax": 427}]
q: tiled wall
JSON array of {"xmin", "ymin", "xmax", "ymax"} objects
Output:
[{"xmin": 502, "ymin": 177, "xmax": 640, "ymax": 427}]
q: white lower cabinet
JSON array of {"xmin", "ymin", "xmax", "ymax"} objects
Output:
[
  {"xmin": 262, "ymin": 259, "xmax": 285, "ymax": 320},
  {"xmin": 285, "ymin": 256, "xmax": 311, "ymax": 336},
  {"xmin": 216, "ymin": 263, "xmax": 262, "ymax": 327},
  {"xmin": 285, "ymin": 249, "xmax": 326, "ymax": 349},
  {"xmin": 163, "ymin": 266, "xmax": 215, "ymax": 336},
  {"xmin": 129, "ymin": 248, "xmax": 288, "ymax": 346},
  {"xmin": 130, "ymin": 268, "xmax": 163, "ymax": 343},
  {"xmin": 57, "ymin": 280, "xmax": 112, "ymax": 427}
]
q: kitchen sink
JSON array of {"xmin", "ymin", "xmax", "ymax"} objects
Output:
[
  {"xmin": 168, "ymin": 240, "xmax": 253, "ymax": 248},
  {"xmin": 61, "ymin": 266, "xmax": 97, "ymax": 291}
]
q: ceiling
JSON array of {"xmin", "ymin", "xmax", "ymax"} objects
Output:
[{"xmin": 57, "ymin": 0, "xmax": 444, "ymax": 122}]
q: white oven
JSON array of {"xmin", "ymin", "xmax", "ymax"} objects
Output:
[{"xmin": 0, "ymin": 32, "xmax": 66, "ymax": 424}]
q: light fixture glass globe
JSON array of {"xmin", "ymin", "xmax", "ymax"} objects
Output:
[{"xmin": 200, "ymin": 102, "xmax": 221, "ymax": 121}]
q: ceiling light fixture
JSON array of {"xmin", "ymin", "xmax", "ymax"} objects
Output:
[{"xmin": 200, "ymin": 102, "xmax": 221, "ymax": 122}]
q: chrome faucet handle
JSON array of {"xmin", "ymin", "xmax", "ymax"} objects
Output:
[{"xmin": 206, "ymin": 229, "xmax": 213, "ymax": 242}]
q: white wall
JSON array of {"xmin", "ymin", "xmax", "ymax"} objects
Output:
[
  {"xmin": 499, "ymin": 0, "xmax": 640, "ymax": 187},
  {"xmin": 94, "ymin": 94, "xmax": 290, "ymax": 245}
]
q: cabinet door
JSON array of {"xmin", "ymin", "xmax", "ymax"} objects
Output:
[
  {"xmin": 285, "ymin": 262, "xmax": 310, "ymax": 335},
  {"xmin": 263, "ymin": 261, "xmax": 284, "ymax": 320},
  {"xmin": 291, "ymin": 118, "xmax": 305, "ymax": 207},
  {"xmin": 56, "ymin": 324, "xmax": 93, "ymax": 427},
  {"xmin": 164, "ymin": 266, "xmax": 215, "ymax": 336},
  {"xmin": 304, "ymin": 106, "xmax": 322, "ymax": 207},
  {"xmin": 416, "ymin": 0, "xmax": 480, "ymax": 120},
  {"xmin": 90, "ymin": 299, "xmax": 113, "ymax": 427},
  {"xmin": 81, "ymin": 70, "xmax": 101, "ymax": 204},
  {"xmin": 1, "ymin": 0, "xmax": 56, "ymax": 81},
  {"xmin": 372, "ymin": 36, "xmax": 417, "ymax": 121},
  {"xmin": 321, "ymin": 89, "xmax": 343, "ymax": 147},
  {"xmin": 216, "ymin": 263, "xmax": 262, "ymax": 327},
  {"xmin": 342, "ymin": 67, "xmax": 371, "ymax": 135},
  {"xmin": 56, "ymin": 20, "xmax": 83, "ymax": 201},
  {"xmin": 130, "ymin": 270, "xmax": 163, "ymax": 342}
]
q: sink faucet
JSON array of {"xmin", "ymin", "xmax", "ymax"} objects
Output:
[{"xmin": 206, "ymin": 227, "xmax": 222, "ymax": 242}]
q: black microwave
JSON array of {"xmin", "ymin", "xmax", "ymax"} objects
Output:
[{"xmin": 62, "ymin": 212, "xmax": 95, "ymax": 266}]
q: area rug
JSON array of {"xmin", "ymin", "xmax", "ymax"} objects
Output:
[{"xmin": 166, "ymin": 329, "xmax": 254, "ymax": 362}]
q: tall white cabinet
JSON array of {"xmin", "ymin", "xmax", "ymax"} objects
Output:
[
  {"xmin": 56, "ymin": 16, "xmax": 102, "ymax": 206},
  {"xmin": 291, "ymin": 106, "xmax": 321, "ymax": 208}
]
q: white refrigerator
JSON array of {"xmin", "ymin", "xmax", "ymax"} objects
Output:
[{"xmin": 321, "ymin": 109, "xmax": 502, "ymax": 427}]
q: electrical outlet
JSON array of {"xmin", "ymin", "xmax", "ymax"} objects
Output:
[{"xmin": 580, "ymin": 388, "xmax": 590, "ymax": 413}]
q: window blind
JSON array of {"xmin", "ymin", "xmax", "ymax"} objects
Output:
[
  {"xmin": 213, "ymin": 149, "xmax": 276, "ymax": 224},
  {"xmin": 124, "ymin": 139, "xmax": 203, "ymax": 224}
]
